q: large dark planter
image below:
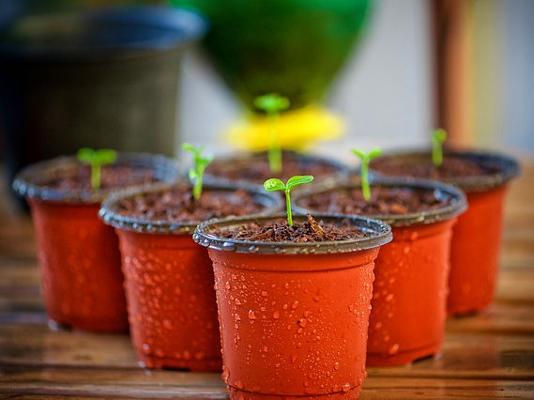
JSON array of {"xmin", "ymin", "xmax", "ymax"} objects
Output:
[{"xmin": 0, "ymin": 6, "xmax": 206, "ymax": 202}]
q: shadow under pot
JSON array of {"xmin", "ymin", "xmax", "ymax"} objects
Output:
[
  {"xmin": 370, "ymin": 150, "xmax": 520, "ymax": 316},
  {"xmin": 204, "ymin": 150, "xmax": 349, "ymax": 186},
  {"xmin": 11, "ymin": 153, "xmax": 180, "ymax": 333},
  {"xmin": 193, "ymin": 214, "xmax": 392, "ymax": 400},
  {"xmin": 294, "ymin": 179, "xmax": 467, "ymax": 366},
  {"xmin": 99, "ymin": 181, "xmax": 281, "ymax": 371}
]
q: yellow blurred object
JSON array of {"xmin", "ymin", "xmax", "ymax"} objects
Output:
[{"xmin": 226, "ymin": 106, "xmax": 344, "ymax": 151}]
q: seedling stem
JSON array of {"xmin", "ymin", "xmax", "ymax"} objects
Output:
[
  {"xmin": 352, "ymin": 148, "xmax": 382, "ymax": 201},
  {"xmin": 183, "ymin": 143, "xmax": 213, "ymax": 201},
  {"xmin": 254, "ymin": 93, "xmax": 290, "ymax": 173},
  {"xmin": 432, "ymin": 129, "xmax": 447, "ymax": 167}
]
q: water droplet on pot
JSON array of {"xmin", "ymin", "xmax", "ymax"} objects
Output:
[
  {"xmin": 163, "ymin": 319, "xmax": 172, "ymax": 329},
  {"xmin": 273, "ymin": 311, "xmax": 280, "ymax": 319},
  {"xmin": 222, "ymin": 366, "xmax": 230, "ymax": 383},
  {"xmin": 389, "ymin": 343, "xmax": 400, "ymax": 354},
  {"xmin": 248, "ymin": 310, "xmax": 256, "ymax": 320}
]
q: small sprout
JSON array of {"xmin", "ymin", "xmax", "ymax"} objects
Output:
[
  {"xmin": 432, "ymin": 128, "xmax": 447, "ymax": 167},
  {"xmin": 77, "ymin": 147, "xmax": 117, "ymax": 190},
  {"xmin": 352, "ymin": 148, "xmax": 382, "ymax": 201},
  {"xmin": 264, "ymin": 175, "xmax": 314, "ymax": 227},
  {"xmin": 182, "ymin": 143, "xmax": 213, "ymax": 201},
  {"xmin": 254, "ymin": 93, "xmax": 290, "ymax": 173}
]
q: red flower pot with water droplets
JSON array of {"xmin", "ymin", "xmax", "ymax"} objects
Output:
[
  {"xmin": 194, "ymin": 214, "xmax": 392, "ymax": 399},
  {"xmin": 294, "ymin": 180, "xmax": 467, "ymax": 366},
  {"xmin": 370, "ymin": 150, "xmax": 520, "ymax": 315},
  {"xmin": 12, "ymin": 154, "xmax": 178, "ymax": 333},
  {"xmin": 100, "ymin": 182, "xmax": 281, "ymax": 371}
]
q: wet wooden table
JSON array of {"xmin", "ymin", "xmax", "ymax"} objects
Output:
[{"xmin": 1, "ymin": 162, "xmax": 534, "ymax": 399}]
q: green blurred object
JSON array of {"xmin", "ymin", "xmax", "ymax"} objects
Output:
[{"xmin": 169, "ymin": 0, "xmax": 372, "ymax": 111}]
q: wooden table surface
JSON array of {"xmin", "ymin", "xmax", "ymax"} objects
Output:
[{"xmin": 1, "ymin": 163, "xmax": 534, "ymax": 400}]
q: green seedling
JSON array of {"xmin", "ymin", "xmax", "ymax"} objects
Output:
[
  {"xmin": 182, "ymin": 143, "xmax": 213, "ymax": 201},
  {"xmin": 254, "ymin": 93, "xmax": 290, "ymax": 173},
  {"xmin": 432, "ymin": 129, "xmax": 447, "ymax": 167},
  {"xmin": 77, "ymin": 147, "xmax": 117, "ymax": 190},
  {"xmin": 264, "ymin": 175, "xmax": 314, "ymax": 227},
  {"xmin": 352, "ymin": 148, "xmax": 382, "ymax": 201}
]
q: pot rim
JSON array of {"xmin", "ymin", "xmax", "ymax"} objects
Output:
[
  {"xmin": 193, "ymin": 214, "xmax": 392, "ymax": 255},
  {"xmin": 371, "ymin": 149, "xmax": 520, "ymax": 192},
  {"xmin": 12, "ymin": 152, "xmax": 180, "ymax": 204},
  {"xmin": 203, "ymin": 150, "xmax": 350, "ymax": 186},
  {"xmin": 293, "ymin": 177, "xmax": 467, "ymax": 227},
  {"xmin": 99, "ymin": 180, "xmax": 283, "ymax": 235}
]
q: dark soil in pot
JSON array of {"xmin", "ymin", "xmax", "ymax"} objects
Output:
[
  {"xmin": 100, "ymin": 181, "xmax": 281, "ymax": 371},
  {"xmin": 371, "ymin": 153, "xmax": 491, "ymax": 181},
  {"xmin": 12, "ymin": 153, "xmax": 179, "ymax": 333},
  {"xmin": 370, "ymin": 150, "xmax": 520, "ymax": 316},
  {"xmin": 115, "ymin": 182, "xmax": 267, "ymax": 223},
  {"xmin": 205, "ymin": 150, "xmax": 348, "ymax": 185},
  {"xmin": 194, "ymin": 214, "xmax": 392, "ymax": 400},
  {"xmin": 294, "ymin": 179, "xmax": 467, "ymax": 366},
  {"xmin": 38, "ymin": 165, "xmax": 157, "ymax": 191},
  {"xmin": 297, "ymin": 186, "xmax": 453, "ymax": 216}
]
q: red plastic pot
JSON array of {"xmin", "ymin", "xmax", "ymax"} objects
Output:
[
  {"xmin": 295, "ymin": 180, "xmax": 467, "ymax": 366},
  {"xmin": 12, "ymin": 153, "xmax": 179, "ymax": 332},
  {"xmin": 447, "ymin": 185, "xmax": 509, "ymax": 315},
  {"xmin": 370, "ymin": 150, "xmax": 520, "ymax": 315},
  {"xmin": 194, "ymin": 214, "xmax": 392, "ymax": 399},
  {"xmin": 100, "ymin": 182, "xmax": 281, "ymax": 370}
]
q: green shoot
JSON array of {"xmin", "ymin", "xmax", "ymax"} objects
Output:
[
  {"xmin": 182, "ymin": 143, "xmax": 213, "ymax": 201},
  {"xmin": 264, "ymin": 175, "xmax": 314, "ymax": 226},
  {"xmin": 77, "ymin": 148, "xmax": 117, "ymax": 190},
  {"xmin": 351, "ymin": 148, "xmax": 382, "ymax": 201},
  {"xmin": 432, "ymin": 129, "xmax": 447, "ymax": 167},
  {"xmin": 254, "ymin": 93, "xmax": 290, "ymax": 173}
]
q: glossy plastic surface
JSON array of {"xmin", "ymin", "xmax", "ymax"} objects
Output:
[
  {"xmin": 30, "ymin": 200, "xmax": 127, "ymax": 332},
  {"xmin": 209, "ymin": 248, "xmax": 379, "ymax": 399},
  {"xmin": 117, "ymin": 231, "xmax": 221, "ymax": 371},
  {"xmin": 367, "ymin": 220, "xmax": 455, "ymax": 366},
  {"xmin": 448, "ymin": 186, "xmax": 508, "ymax": 315}
]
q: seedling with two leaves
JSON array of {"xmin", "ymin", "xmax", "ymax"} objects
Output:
[
  {"xmin": 77, "ymin": 148, "xmax": 117, "ymax": 190},
  {"xmin": 352, "ymin": 148, "xmax": 382, "ymax": 201},
  {"xmin": 254, "ymin": 93, "xmax": 290, "ymax": 173},
  {"xmin": 182, "ymin": 143, "xmax": 213, "ymax": 201},
  {"xmin": 264, "ymin": 175, "xmax": 314, "ymax": 226}
]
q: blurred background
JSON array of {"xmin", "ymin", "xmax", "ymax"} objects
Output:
[{"xmin": 1, "ymin": 0, "xmax": 533, "ymax": 186}]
